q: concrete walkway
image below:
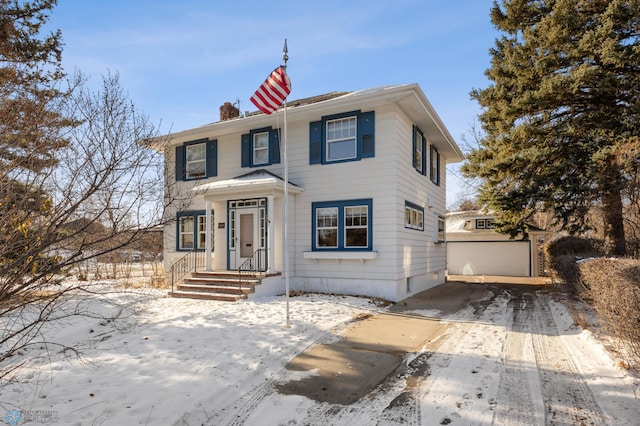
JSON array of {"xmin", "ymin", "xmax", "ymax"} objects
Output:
[{"xmin": 276, "ymin": 281, "xmax": 495, "ymax": 405}]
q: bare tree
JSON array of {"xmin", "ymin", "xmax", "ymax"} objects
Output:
[{"xmin": 0, "ymin": 71, "xmax": 187, "ymax": 381}]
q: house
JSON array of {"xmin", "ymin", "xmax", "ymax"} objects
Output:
[
  {"xmin": 445, "ymin": 210, "xmax": 550, "ymax": 278},
  {"xmin": 158, "ymin": 84, "xmax": 463, "ymax": 302}
]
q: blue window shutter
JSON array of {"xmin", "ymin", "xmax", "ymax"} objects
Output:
[
  {"xmin": 241, "ymin": 133, "xmax": 251, "ymax": 167},
  {"xmin": 175, "ymin": 145, "xmax": 185, "ymax": 181},
  {"xmin": 421, "ymin": 136, "xmax": 427, "ymax": 175},
  {"xmin": 309, "ymin": 120, "xmax": 322, "ymax": 164},
  {"xmin": 412, "ymin": 125, "xmax": 418, "ymax": 170},
  {"xmin": 206, "ymin": 139, "xmax": 218, "ymax": 177},
  {"xmin": 359, "ymin": 111, "xmax": 375, "ymax": 158},
  {"xmin": 269, "ymin": 128, "xmax": 281, "ymax": 164}
]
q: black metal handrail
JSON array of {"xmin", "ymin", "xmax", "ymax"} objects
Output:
[
  {"xmin": 169, "ymin": 250, "xmax": 205, "ymax": 292},
  {"xmin": 238, "ymin": 248, "xmax": 265, "ymax": 289}
]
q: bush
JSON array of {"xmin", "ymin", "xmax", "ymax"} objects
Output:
[
  {"xmin": 547, "ymin": 237, "xmax": 640, "ymax": 370},
  {"xmin": 578, "ymin": 258, "xmax": 640, "ymax": 369},
  {"xmin": 545, "ymin": 236, "xmax": 604, "ymax": 295}
]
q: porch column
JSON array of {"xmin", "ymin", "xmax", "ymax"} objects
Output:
[
  {"xmin": 205, "ymin": 200, "xmax": 212, "ymax": 271},
  {"xmin": 267, "ymin": 195, "xmax": 275, "ymax": 273}
]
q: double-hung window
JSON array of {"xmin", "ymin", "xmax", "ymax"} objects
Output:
[
  {"xmin": 186, "ymin": 143, "xmax": 206, "ymax": 178},
  {"xmin": 241, "ymin": 127, "xmax": 281, "ymax": 167},
  {"xmin": 309, "ymin": 110, "xmax": 375, "ymax": 165},
  {"xmin": 312, "ymin": 199, "xmax": 372, "ymax": 251},
  {"xmin": 437, "ymin": 215, "xmax": 446, "ymax": 243},
  {"xmin": 413, "ymin": 126, "xmax": 426, "ymax": 175},
  {"xmin": 178, "ymin": 216, "xmax": 195, "ymax": 250},
  {"xmin": 177, "ymin": 211, "xmax": 214, "ymax": 251},
  {"xmin": 316, "ymin": 207, "xmax": 338, "ymax": 248},
  {"xmin": 326, "ymin": 116, "xmax": 357, "ymax": 161},
  {"xmin": 175, "ymin": 139, "xmax": 218, "ymax": 181},
  {"xmin": 430, "ymin": 145, "xmax": 440, "ymax": 185},
  {"xmin": 253, "ymin": 131, "xmax": 269, "ymax": 165}
]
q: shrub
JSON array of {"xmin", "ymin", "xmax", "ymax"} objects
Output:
[
  {"xmin": 545, "ymin": 236, "xmax": 603, "ymax": 295},
  {"xmin": 579, "ymin": 258, "xmax": 640, "ymax": 369}
]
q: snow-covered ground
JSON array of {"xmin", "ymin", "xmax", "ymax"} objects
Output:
[{"xmin": 1, "ymin": 278, "xmax": 639, "ymax": 425}]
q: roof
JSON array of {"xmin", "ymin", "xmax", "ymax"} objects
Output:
[
  {"xmin": 446, "ymin": 210, "xmax": 549, "ymax": 234},
  {"xmin": 191, "ymin": 169, "xmax": 303, "ymax": 200}
]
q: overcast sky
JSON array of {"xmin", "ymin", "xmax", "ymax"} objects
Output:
[{"xmin": 48, "ymin": 0, "xmax": 500, "ymax": 206}]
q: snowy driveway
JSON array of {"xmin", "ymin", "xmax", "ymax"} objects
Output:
[{"xmin": 205, "ymin": 282, "xmax": 640, "ymax": 426}]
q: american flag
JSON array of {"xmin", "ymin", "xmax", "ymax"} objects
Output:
[{"xmin": 250, "ymin": 66, "xmax": 291, "ymax": 115}]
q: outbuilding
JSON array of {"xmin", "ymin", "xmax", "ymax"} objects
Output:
[{"xmin": 446, "ymin": 210, "xmax": 550, "ymax": 278}]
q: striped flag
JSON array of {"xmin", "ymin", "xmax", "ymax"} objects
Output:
[{"xmin": 250, "ymin": 66, "xmax": 291, "ymax": 115}]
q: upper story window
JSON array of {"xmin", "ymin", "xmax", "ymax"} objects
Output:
[
  {"xmin": 309, "ymin": 110, "xmax": 375, "ymax": 165},
  {"xmin": 476, "ymin": 218, "xmax": 496, "ymax": 229},
  {"xmin": 241, "ymin": 127, "xmax": 281, "ymax": 168},
  {"xmin": 186, "ymin": 143, "xmax": 206, "ymax": 179},
  {"xmin": 312, "ymin": 198, "xmax": 373, "ymax": 251},
  {"xmin": 327, "ymin": 116, "xmax": 357, "ymax": 161},
  {"xmin": 175, "ymin": 139, "xmax": 218, "ymax": 181},
  {"xmin": 253, "ymin": 131, "xmax": 269, "ymax": 165},
  {"xmin": 413, "ymin": 126, "xmax": 426, "ymax": 175},
  {"xmin": 430, "ymin": 145, "xmax": 440, "ymax": 185}
]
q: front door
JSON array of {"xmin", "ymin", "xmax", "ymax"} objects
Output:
[
  {"xmin": 239, "ymin": 213, "xmax": 254, "ymax": 258},
  {"xmin": 228, "ymin": 198, "xmax": 267, "ymax": 271}
]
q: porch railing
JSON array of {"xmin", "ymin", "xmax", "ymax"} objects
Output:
[
  {"xmin": 169, "ymin": 250, "xmax": 205, "ymax": 292},
  {"xmin": 238, "ymin": 248, "xmax": 265, "ymax": 289}
]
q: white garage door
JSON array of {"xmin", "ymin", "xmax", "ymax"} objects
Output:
[{"xmin": 447, "ymin": 241, "xmax": 531, "ymax": 276}]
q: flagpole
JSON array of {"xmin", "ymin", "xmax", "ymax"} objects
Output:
[{"xmin": 282, "ymin": 39, "xmax": 290, "ymax": 328}]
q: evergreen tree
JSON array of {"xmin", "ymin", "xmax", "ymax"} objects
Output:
[
  {"xmin": 463, "ymin": 0, "xmax": 640, "ymax": 255},
  {"xmin": 0, "ymin": 0, "xmax": 72, "ymax": 172},
  {"xmin": 0, "ymin": 0, "xmax": 73, "ymax": 279}
]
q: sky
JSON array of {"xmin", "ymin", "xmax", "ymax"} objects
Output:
[{"xmin": 47, "ymin": 0, "xmax": 501, "ymax": 207}]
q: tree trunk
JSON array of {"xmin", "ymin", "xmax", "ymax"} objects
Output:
[{"xmin": 602, "ymin": 185, "xmax": 626, "ymax": 257}]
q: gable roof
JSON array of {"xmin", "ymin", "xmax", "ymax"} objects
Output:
[
  {"xmin": 191, "ymin": 169, "xmax": 303, "ymax": 200},
  {"xmin": 446, "ymin": 210, "xmax": 549, "ymax": 234}
]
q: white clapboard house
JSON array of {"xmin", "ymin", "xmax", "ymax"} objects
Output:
[{"xmin": 158, "ymin": 84, "xmax": 463, "ymax": 302}]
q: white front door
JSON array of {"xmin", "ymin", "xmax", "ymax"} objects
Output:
[
  {"xmin": 239, "ymin": 212, "xmax": 255, "ymax": 259},
  {"xmin": 229, "ymin": 198, "xmax": 267, "ymax": 271}
]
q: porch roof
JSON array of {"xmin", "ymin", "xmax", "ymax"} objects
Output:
[{"xmin": 192, "ymin": 169, "xmax": 303, "ymax": 200}]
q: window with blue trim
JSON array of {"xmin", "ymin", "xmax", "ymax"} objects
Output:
[
  {"xmin": 405, "ymin": 201, "xmax": 424, "ymax": 231},
  {"xmin": 312, "ymin": 199, "xmax": 372, "ymax": 250},
  {"xmin": 177, "ymin": 211, "xmax": 214, "ymax": 251},
  {"xmin": 241, "ymin": 127, "xmax": 281, "ymax": 167},
  {"xmin": 412, "ymin": 126, "xmax": 426, "ymax": 175},
  {"xmin": 175, "ymin": 139, "xmax": 218, "ymax": 181},
  {"xmin": 430, "ymin": 145, "xmax": 440, "ymax": 185},
  {"xmin": 309, "ymin": 110, "xmax": 375, "ymax": 165}
]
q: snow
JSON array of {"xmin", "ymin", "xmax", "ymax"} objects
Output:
[{"xmin": 2, "ymin": 278, "xmax": 639, "ymax": 425}]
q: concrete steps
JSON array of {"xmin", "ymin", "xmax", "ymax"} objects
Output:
[{"xmin": 168, "ymin": 270, "xmax": 265, "ymax": 301}]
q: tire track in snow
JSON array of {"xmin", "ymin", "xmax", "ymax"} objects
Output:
[{"xmin": 503, "ymin": 290, "xmax": 607, "ymax": 425}]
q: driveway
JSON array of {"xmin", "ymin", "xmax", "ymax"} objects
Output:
[
  {"xmin": 208, "ymin": 280, "xmax": 640, "ymax": 425},
  {"xmin": 276, "ymin": 281, "xmax": 491, "ymax": 405}
]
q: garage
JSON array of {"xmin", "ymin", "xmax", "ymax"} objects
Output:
[
  {"xmin": 446, "ymin": 240, "xmax": 531, "ymax": 276},
  {"xmin": 445, "ymin": 210, "xmax": 549, "ymax": 278}
]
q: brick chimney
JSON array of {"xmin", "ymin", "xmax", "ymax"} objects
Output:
[{"xmin": 220, "ymin": 102, "xmax": 240, "ymax": 121}]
